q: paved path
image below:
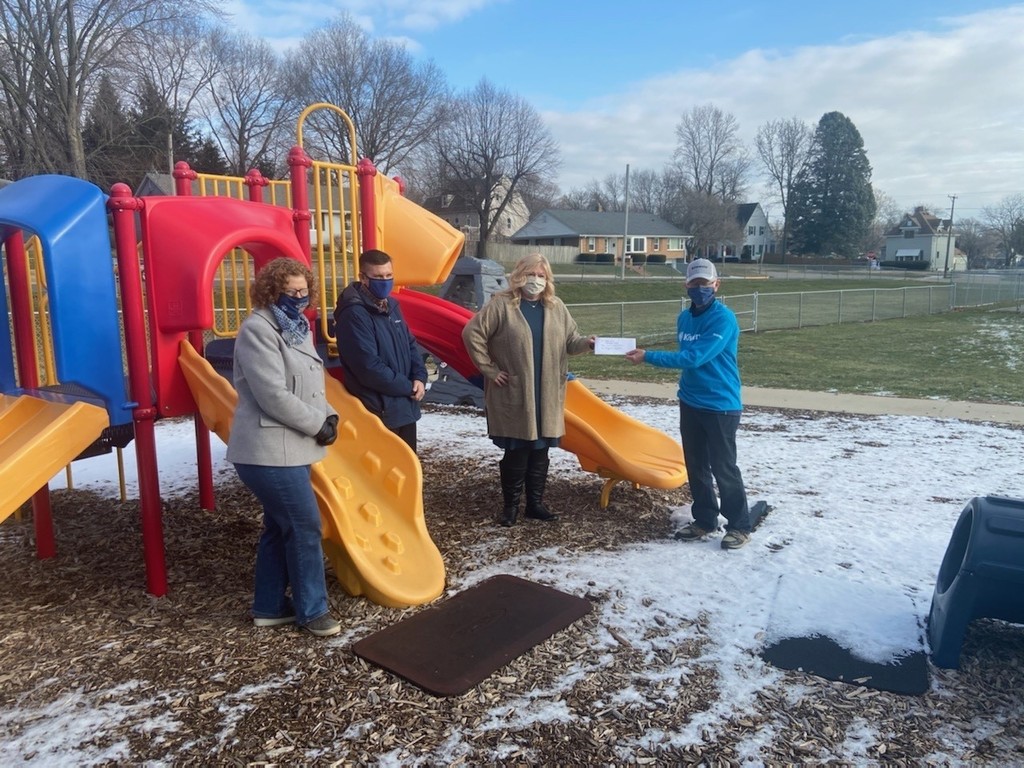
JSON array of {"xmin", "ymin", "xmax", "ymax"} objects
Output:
[{"xmin": 580, "ymin": 378, "xmax": 1024, "ymax": 426}]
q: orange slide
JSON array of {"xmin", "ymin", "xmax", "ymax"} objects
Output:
[
  {"xmin": 0, "ymin": 394, "xmax": 110, "ymax": 524},
  {"xmin": 178, "ymin": 342, "xmax": 444, "ymax": 608},
  {"xmin": 562, "ymin": 380, "xmax": 687, "ymax": 507}
]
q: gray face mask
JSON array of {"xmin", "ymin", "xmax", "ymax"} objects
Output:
[{"xmin": 523, "ymin": 276, "xmax": 546, "ymax": 296}]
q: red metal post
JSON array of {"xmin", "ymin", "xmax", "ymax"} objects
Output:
[
  {"xmin": 108, "ymin": 183, "xmax": 167, "ymax": 597},
  {"xmin": 357, "ymin": 158, "xmax": 378, "ymax": 252},
  {"xmin": 189, "ymin": 329, "xmax": 215, "ymax": 512},
  {"xmin": 3, "ymin": 230, "xmax": 56, "ymax": 558},
  {"xmin": 173, "ymin": 162, "xmax": 196, "ymax": 196},
  {"xmin": 245, "ymin": 168, "xmax": 268, "ymax": 203},
  {"xmin": 289, "ymin": 146, "xmax": 312, "ymax": 256}
]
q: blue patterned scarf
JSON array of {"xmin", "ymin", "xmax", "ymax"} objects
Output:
[{"xmin": 270, "ymin": 304, "xmax": 309, "ymax": 347}]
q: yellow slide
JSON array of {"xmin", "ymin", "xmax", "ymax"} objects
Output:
[
  {"xmin": 561, "ymin": 379, "xmax": 688, "ymax": 508},
  {"xmin": 0, "ymin": 393, "xmax": 110, "ymax": 524},
  {"xmin": 178, "ymin": 342, "xmax": 445, "ymax": 608}
]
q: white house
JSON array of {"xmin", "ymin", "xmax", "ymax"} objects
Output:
[{"xmin": 883, "ymin": 207, "xmax": 967, "ymax": 272}]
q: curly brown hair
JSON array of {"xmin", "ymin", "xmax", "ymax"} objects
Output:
[{"xmin": 250, "ymin": 257, "xmax": 318, "ymax": 309}]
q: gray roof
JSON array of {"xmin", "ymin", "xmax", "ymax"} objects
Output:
[
  {"xmin": 735, "ymin": 203, "xmax": 758, "ymax": 226},
  {"xmin": 511, "ymin": 209, "xmax": 684, "ymax": 240}
]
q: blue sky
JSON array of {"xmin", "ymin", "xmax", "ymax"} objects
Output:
[{"xmin": 228, "ymin": 0, "xmax": 1024, "ymax": 220}]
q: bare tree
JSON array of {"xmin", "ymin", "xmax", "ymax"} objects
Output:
[
  {"xmin": 955, "ymin": 217, "xmax": 998, "ymax": 268},
  {"xmin": 282, "ymin": 13, "xmax": 448, "ymax": 174},
  {"xmin": 754, "ymin": 117, "xmax": 812, "ymax": 256},
  {"xmin": 628, "ymin": 168, "xmax": 674, "ymax": 217},
  {"xmin": 200, "ymin": 30, "xmax": 293, "ymax": 176},
  {"xmin": 673, "ymin": 103, "xmax": 749, "ymax": 202},
  {"xmin": 982, "ymin": 193, "xmax": 1024, "ymax": 267},
  {"xmin": 431, "ymin": 79, "xmax": 559, "ymax": 259},
  {"xmin": 0, "ymin": 0, "xmax": 215, "ymax": 179},
  {"xmin": 129, "ymin": 18, "xmax": 219, "ymax": 120},
  {"xmin": 557, "ymin": 186, "xmax": 596, "ymax": 210},
  {"xmin": 862, "ymin": 188, "xmax": 904, "ymax": 256}
]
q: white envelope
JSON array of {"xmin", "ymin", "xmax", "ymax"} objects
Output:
[{"xmin": 594, "ymin": 337, "xmax": 636, "ymax": 355}]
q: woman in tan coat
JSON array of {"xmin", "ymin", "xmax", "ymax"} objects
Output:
[{"xmin": 463, "ymin": 253, "xmax": 594, "ymax": 526}]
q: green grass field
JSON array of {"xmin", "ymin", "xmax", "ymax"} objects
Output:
[
  {"xmin": 412, "ymin": 267, "xmax": 1024, "ymax": 405},
  {"xmin": 567, "ymin": 306, "xmax": 1024, "ymax": 405}
]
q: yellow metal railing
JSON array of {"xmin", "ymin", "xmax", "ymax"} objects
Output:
[
  {"xmin": 185, "ymin": 103, "xmax": 365, "ymax": 344},
  {"xmin": 297, "ymin": 103, "xmax": 362, "ymax": 346}
]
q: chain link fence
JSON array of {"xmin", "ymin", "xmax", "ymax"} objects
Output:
[{"xmin": 566, "ymin": 271, "xmax": 1024, "ymax": 343}]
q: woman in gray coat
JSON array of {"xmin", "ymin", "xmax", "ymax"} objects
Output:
[
  {"xmin": 226, "ymin": 258, "xmax": 341, "ymax": 637},
  {"xmin": 463, "ymin": 253, "xmax": 594, "ymax": 527}
]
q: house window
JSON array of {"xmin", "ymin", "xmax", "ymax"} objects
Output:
[
  {"xmin": 759, "ymin": 226, "xmax": 765, "ymax": 236},
  {"xmin": 507, "ymin": 217, "xmax": 512, "ymax": 229},
  {"xmin": 667, "ymin": 237, "xmax": 684, "ymax": 250},
  {"xmin": 748, "ymin": 226, "xmax": 755, "ymax": 236},
  {"xmin": 587, "ymin": 237, "xmax": 596, "ymax": 252},
  {"xmin": 757, "ymin": 244, "xmax": 763, "ymax": 255},
  {"xmin": 650, "ymin": 237, "xmax": 660, "ymax": 250},
  {"xmin": 626, "ymin": 236, "xmax": 645, "ymax": 253}
]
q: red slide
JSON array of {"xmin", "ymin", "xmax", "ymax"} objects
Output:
[{"xmin": 393, "ymin": 288, "xmax": 478, "ymax": 379}]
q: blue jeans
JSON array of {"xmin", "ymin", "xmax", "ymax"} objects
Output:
[
  {"xmin": 678, "ymin": 402, "xmax": 751, "ymax": 533},
  {"xmin": 234, "ymin": 463, "xmax": 330, "ymax": 625}
]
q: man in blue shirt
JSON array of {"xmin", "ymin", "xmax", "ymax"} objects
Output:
[{"xmin": 625, "ymin": 258, "xmax": 752, "ymax": 550}]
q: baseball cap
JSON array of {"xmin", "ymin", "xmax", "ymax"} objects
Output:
[{"xmin": 686, "ymin": 258, "xmax": 718, "ymax": 283}]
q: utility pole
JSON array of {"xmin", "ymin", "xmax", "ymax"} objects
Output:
[
  {"xmin": 943, "ymin": 194, "xmax": 957, "ymax": 279},
  {"xmin": 620, "ymin": 164, "xmax": 630, "ymax": 280}
]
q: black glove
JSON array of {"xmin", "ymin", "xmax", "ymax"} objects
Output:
[{"xmin": 316, "ymin": 415, "xmax": 339, "ymax": 446}]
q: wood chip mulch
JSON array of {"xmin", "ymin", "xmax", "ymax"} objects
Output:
[{"xmin": 1, "ymin": 403, "xmax": 1023, "ymax": 764}]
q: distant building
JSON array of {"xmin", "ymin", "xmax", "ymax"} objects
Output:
[
  {"xmin": 510, "ymin": 209, "xmax": 688, "ymax": 262},
  {"xmin": 883, "ymin": 206, "xmax": 967, "ymax": 272},
  {"xmin": 421, "ymin": 179, "xmax": 531, "ymax": 253},
  {"xmin": 735, "ymin": 203, "xmax": 774, "ymax": 261}
]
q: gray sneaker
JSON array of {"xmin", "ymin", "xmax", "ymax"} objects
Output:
[
  {"xmin": 253, "ymin": 614, "xmax": 296, "ymax": 628},
  {"xmin": 303, "ymin": 614, "xmax": 342, "ymax": 637},
  {"xmin": 674, "ymin": 522, "xmax": 712, "ymax": 541},
  {"xmin": 721, "ymin": 530, "xmax": 751, "ymax": 550}
]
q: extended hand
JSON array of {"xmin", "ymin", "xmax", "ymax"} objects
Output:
[{"xmin": 625, "ymin": 349, "xmax": 646, "ymax": 365}]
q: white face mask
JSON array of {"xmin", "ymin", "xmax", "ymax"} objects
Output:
[{"xmin": 523, "ymin": 275, "xmax": 546, "ymax": 296}]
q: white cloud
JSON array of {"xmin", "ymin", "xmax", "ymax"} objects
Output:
[{"xmin": 546, "ymin": 7, "xmax": 1024, "ymax": 212}]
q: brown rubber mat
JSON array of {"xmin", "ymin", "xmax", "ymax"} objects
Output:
[{"xmin": 352, "ymin": 574, "xmax": 592, "ymax": 696}]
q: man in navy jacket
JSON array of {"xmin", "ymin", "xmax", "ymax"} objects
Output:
[
  {"xmin": 625, "ymin": 258, "xmax": 752, "ymax": 550},
  {"xmin": 334, "ymin": 249, "xmax": 427, "ymax": 452}
]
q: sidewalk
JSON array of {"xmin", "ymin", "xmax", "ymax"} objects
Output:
[{"xmin": 580, "ymin": 379, "xmax": 1024, "ymax": 426}]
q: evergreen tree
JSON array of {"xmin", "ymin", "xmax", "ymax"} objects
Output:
[
  {"xmin": 190, "ymin": 135, "xmax": 230, "ymax": 177},
  {"xmin": 82, "ymin": 75, "xmax": 136, "ymax": 191},
  {"xmin": 788, "ymin": 111, "xmax": 876, "ymax": 256},
  {"xmin": 124, "ymin": 78, "xmax": 228, "ymax": 186}
]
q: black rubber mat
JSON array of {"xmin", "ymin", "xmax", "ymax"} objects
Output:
[
  {"xmin": 761, "ymin": 635, "xmax": 930, "ymax": 695},
  {"xmin": 352, "ymin": 575, "xmax": 592, "ymax": 696}
]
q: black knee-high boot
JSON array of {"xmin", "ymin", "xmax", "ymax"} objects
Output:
[
  {"xmin": 498, "ymin": 449, "xmax": 530, "ymax": 527},
  {"xmin": 525, "ymin": 448, "xmax": 557, "ymax": 521}
]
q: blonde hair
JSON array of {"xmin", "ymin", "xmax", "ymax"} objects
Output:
[
  {"xmin": 505, "ymin": 253, "xmax": 555, "ymax": 305},
  {"xmin": 250, "ymin": 257, "xmax": 318, "ymax": 309}
]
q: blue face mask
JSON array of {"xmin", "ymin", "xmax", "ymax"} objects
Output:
[
  {"xmin": 367, "ymin": 277, "xmax": 394, "ymax": 300},
  {"xmin": 687, "ymin": 285, "xmax": 716, "ymax": 308},
  {"xmin": 276, "ymin": 293, "xmax": 310, "ymax": 320}
]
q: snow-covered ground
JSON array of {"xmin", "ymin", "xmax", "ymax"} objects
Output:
[{"xmin": 10, "ymin": 395, "xmax": 1023, "ymax": 762}]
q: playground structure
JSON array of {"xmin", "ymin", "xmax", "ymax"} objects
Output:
[{"xmin": 0, "ymin": 103, "xmax": 687, "ymax": 606}]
